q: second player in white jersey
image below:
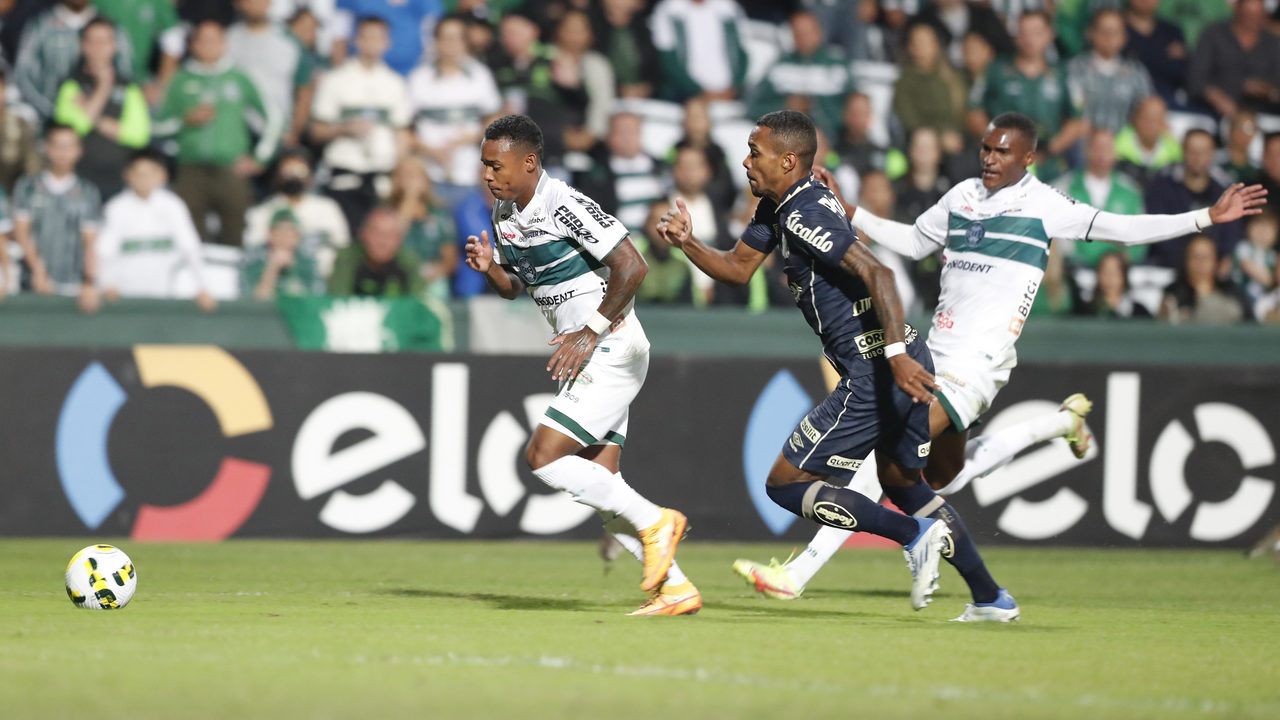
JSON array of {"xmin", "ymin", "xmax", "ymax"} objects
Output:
[{"xmin": 491, "ymin": 171, "xmax": 646, "ymax": 352}]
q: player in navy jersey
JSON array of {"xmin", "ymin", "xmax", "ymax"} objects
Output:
[{"xmin": 657, "ymin": 110, "xmax": 1008, "ymax": 613}]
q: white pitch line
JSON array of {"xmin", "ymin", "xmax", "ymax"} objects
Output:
[{"xmin": 347, "ymin": 651, "xmax": 1275, "ymax": 716}]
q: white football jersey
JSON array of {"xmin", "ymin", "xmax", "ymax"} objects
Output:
[
  {"xmin": 491, "ymin": 172, "xmax": 641, "ymax": 340},
  {"xmin": 912, "ymin": 173, "xmax": 1100, "ymax": 370}
]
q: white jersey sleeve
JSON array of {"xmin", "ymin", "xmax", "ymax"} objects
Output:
[
  {"xmin": 550, "ymin": 191, "xmax": 629, "ymax": 262},
  {"xmin": 914, "ymin": 183, "xmax": 964, "ymax": 247}
]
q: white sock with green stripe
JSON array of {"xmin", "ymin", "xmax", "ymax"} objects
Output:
[
  {"xmin": 941, "ymin": 410, "xmax": 1076, "ymax": 496},
  {"xmin": 532, "ymin": 456, "xmax": 664, "ymax": 530},
  {"xmin": 602, "ymin": 507, "xmax": 688, "ymax": 586}
]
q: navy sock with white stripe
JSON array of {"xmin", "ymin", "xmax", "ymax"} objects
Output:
[
  {"xmin": 882, "ymin": 479, "xmax": 1000, "ymax": 604},
  {"xmin": 766, "ymin": 481, "xmax": 918, "ymax": 545}
]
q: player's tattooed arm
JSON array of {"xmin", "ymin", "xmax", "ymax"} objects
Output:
[
  {"xmin": 547, "ymin": 238, "xmax": 647, "ymax": 381},
  {"xmin": 840, "ymin": 240, "xmax": 938, "ymax": 403},
  {"xmin": 656, "ymin": 197, "xmax": 767, "ymax": 286},
  {"xmin": 465, "ymin": 230, "xmax": 525, "ymax": 299}
]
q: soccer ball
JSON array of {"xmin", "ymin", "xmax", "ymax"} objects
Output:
[{"xmin": 65, "ymin": 544, "xmax": 138, "ymax": 610}]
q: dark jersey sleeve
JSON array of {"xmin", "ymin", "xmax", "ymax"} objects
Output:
[
  {"xmin": 778, "ymin": 196, "xmax": 857, "ymax": 269},
  {"xmin": 739, "ymin": 197, "xmax": 779, "ymax": 254}
]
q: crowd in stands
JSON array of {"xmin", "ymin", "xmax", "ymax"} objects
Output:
[{"xmin": 0, "ymin": 0, "xmax": 1279, "ymax": 326}]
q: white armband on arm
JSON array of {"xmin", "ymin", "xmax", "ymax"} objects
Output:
[
  {"xmin": 850, "ymin": 207, "xmax": 941, "ymax": 260},
  {"xmin": 1084, "ymin": 209, "xmax": 1204, "ymax": 247}
]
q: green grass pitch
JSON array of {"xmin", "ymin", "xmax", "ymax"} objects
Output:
[{"xmin": 3, "ymin": 539, "xmax": 1277, "ymax": 720}]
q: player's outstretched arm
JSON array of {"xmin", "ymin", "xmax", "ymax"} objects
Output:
[
  {"xmin": 812, "ymin": 166, "xmax": 942, "ymax": 260},
  {"xmin": 466, "ymin": 230, "xmax": 525, "ymax": 300},
  {"xmin": 1089, "ymin": 183, "xmax": 1268, "ymax": 246},
  {"xmin": 546, "ymin": 238, "xmax": 648, "ymax": 381},
  {"xmin": 840, "ymin": 240, "xmax": 937, "ymax": 404},
  {"xmin": 657, "ymin": 197, "xmax": 767, "ymax": 286}
]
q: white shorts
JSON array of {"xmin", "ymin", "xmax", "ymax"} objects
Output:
[
  {"xmin": 541, "ymin": 319, "xmax": 650, "ymax": 447},
  {"xmin": 930, "ymin": 348, "xmax": 1009, "ymax": 432}
]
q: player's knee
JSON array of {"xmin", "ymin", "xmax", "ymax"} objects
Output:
[
  {"xmin": 923, "ymin": 465, "xmax": 958, "ymax": 491},
  {"xmin": 525, "ymin": 441, "xmax": 558, "ymax": 471}
]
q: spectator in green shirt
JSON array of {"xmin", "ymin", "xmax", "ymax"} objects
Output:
[
  {"xmin": 54, "ymin": 17, "xmax": 151, "ymax": 200},
  {"xmin": 388, "ymin": 157, "xmax": 457, "ymax": 301},
  {"xmin": 242, "ymin": 209, "xmax": 326, "ymax": 299},
  {"xmin": 1054, "ymin": 128, "xmax": 1147, "ymax": 268},
  {"xmin": 328, "ymin": 206, "xmax": 425, "ymax": 298},
  {"xmin": 748, "ymin": 10, "xmax": 855, "ymax": 141},
  {"xmin": 153, "ymin": 20, "xmax": 283, "ymax": 245},
  {"xmin": 967, "ymin": 11, "xmax": 1086, "ymax": 180},
  {"xmin": 95, "ymin": 0, "xmax": 184, "ymax": 97}
]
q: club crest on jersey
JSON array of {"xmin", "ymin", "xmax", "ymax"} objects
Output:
[
  {"xmin": 516, "ymin": 256, "xmax": 537, "ymax": 284},
  {"xmin": 965, "ymin": 221, "xmax": 986, "ymax": 247},
  {"xmin": 785, "ymin": 210, "xmax": 834, "ymax": 252}
]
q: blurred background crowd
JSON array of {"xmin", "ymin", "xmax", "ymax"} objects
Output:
[{"xmin": 1, "ymin": 0, "xmax": 1279, "ymax": 326}]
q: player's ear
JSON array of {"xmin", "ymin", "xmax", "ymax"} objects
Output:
[{"xmin": 781, "ymin": 151, "xmax": 796, "ymax": 173}]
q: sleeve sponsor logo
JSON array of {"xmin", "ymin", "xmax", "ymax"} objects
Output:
[
  {"xmin": 799, "ymin": 416, "xmax": 820, "ymax": 442},
  {"xmin": 917, "ymin": 441, "xmax": 931, "ymax": 457},
  {"xmin": 554, "ymin": 205, "xmax": 597, "ymax": 244},
  {"xmin": 570, "ymin": 194, "xmax": 616, "ymax": 228},
  {"xmin": 784, "ymin": 210, "xmax": 834, "ymax": 252}
]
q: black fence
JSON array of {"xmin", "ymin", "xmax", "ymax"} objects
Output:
[{"xmin": 2, "ymin": 347, "xmax": 1276, "ymax": 547}]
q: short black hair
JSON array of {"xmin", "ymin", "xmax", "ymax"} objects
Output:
[
  {"xmin": 356, "ymin": 14, "xmax": 388, "ymax": 31},
  {"xmin": 1262, "ymin": 131, "xmax": 1280, "ymax": 149},
  {"xmin": 989, "ymin": 112, "xmax": 1039, "ymax": 152},
  {"xmin": 128, "ymin": 147, "xmax": 168, "ymax": 168},
  {"xmin": 45, "ymin": 123, "xmax": 79, "ymax": 139},
  {"xmin": 755, "ymin": 110, "xmax": 817, "ymax": 168},
  {"xmin": 1184, "ymin": 127, "xmax": 1216, "ymax": 148},
  {"xmin": 484, "ymin": 114, "xmax": 544, "ymax": 163}
]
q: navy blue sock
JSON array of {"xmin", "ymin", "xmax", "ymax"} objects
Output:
[
  {"xmin": 882, "ymin": 480, "xmax": 1000, "ymax": 604},
  {"xmin": 766, "ymin": 481, "xmax": 918, "ymax": 545}
]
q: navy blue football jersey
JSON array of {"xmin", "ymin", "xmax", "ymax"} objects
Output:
[{"xmin": 741, "ymin": 174, "xmax": 921, "ymax": 377}]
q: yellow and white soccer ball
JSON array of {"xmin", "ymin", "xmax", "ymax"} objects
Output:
[{"xmin": 65, "ymin": 544, "xmax": 137, "ymax": 610}]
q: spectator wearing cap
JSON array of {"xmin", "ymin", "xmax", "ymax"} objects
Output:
[
  {"xmin": 54, "ymin": 17, "xmax": 150, "ymax": 200},
  {"xmin": 242, "ymin": 208, "xmax": 327, "ymax": 299},
  {"xmin": 95, "ymin": 149, "xmax": 215, "ymax": 311},
  {"xmin": 244, "ymin": 147, "xmax": 350, "ymax": 278}
]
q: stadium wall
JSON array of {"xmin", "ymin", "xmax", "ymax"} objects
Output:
[{"xmin": 2, "ymin": 346, "xmax": 1276, "ymax": 547}]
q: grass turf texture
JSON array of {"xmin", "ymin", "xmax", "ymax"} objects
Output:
[{"xmin": 3, "ymin": 540, "xmax": 1277, "ymax": 720}]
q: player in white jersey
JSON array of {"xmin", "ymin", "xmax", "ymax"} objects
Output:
[
  {"xmin": 734, "ymin": 112, "xmax": 1266, "ymax": 619},
  {"xmin": 464, "ymin": 115, "xmax": 699, "ymax": 616}
]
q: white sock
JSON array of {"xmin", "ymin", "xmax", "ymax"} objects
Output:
[
  {"xmin": 941, "ymin": 410, "xmax": 1075, "ymax": 496},
  {"xmin": 784, "ymin": 453, "xmax": 881, "ymax": 589},
  {"xmin": 601, "ymin": 505, "xmax": 688, "ymax": 586},
  {"xmin": 532, "ymin": 456, "xmax": 664, "ymax": 530}
]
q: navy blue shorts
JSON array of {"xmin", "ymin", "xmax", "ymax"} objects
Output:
[{"xmin": 781, "ymin": 349, "xmax": 934, "ymax": 479}]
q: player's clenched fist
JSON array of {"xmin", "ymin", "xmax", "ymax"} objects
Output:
[
  {"xmin": 655, "ymin": 198, "xmax": 693, "ymax": 247},
  {"xmin": 465, "ymin": 230, "xmax": 493, "ymax": 273}
]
